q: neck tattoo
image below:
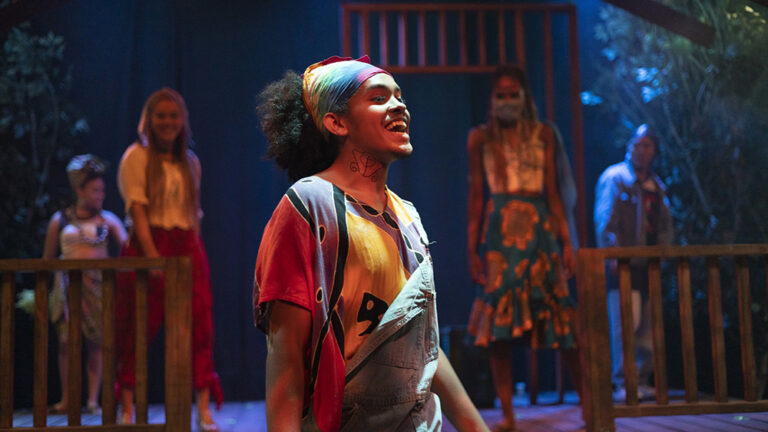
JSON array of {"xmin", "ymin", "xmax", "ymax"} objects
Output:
[{"xmin": 349, "ymin": 150, "xmax": 384, "ymax": 182}]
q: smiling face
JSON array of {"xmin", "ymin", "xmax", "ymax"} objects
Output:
[
  {"xmin": 339, "ymin": 73, "xmax": 412, "ymax": 162},
  {"xmin": 149, "ymin": 99, "xmax": 183, "ymax": 152}
]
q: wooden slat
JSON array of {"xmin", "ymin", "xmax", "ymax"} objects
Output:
[
  {"xmin": 359, "ymin": 11, "xmax": 370, "ymax": 58},
  {"xmin": 0, "ymin": 425, "xmax": 165, "ymax": 432},
  {"xmin": 67, "ymin": 270, "xmax": 83, "ymax": 426},
  {"xmin": 614, "ymin": 400, "xmax": 768, "ymax": 417},
  {"xmin": 599, "ymin": 244, "xmax": 768, "ymax": 259},
  {"xmin": 101, "ymin": 270, "xmax": 117, "ymax": 425},
  {"xmin": 0, "ymin": 257, "xmax": 166, "ymax": 272},
  {"xmin": 543, "ymin": 11, "xmax": 555, "ymax": 121},
  {"xmin": 677, "ymin": 258, "xmax": 698, "ymax": 403},
  {"xmin": 398, "ymin": 11, "xmax": 407, "ymax": 66},
  {"xmin": 418, "ymin": 11, "xmax": 426, "ymax": 66},
  {"xmin": 379, "ymin": 12, "xmax": 388, "ymax": 67},
  {"xmin": 497, "ymin": 9, "xmax": 506, "ymax": 64},
  {"xmin": 575, "ymin": 249, "xmax": 615, "ymax": 432},
  {"xmin": 342, "ymin": 6, "xmax": 351, "ymax": 57},
  {"xmin": 707, "ymin": 257, "xmax": 728, "ymax": 402},
  {"xmin": 618, "ymin": 259, "xmax": 639, "ymax": 406},
  {"xmin": 135, "ymin": 270, "xmax": 149, "ymax": 424},
  {"xmin": 164, "ymin": 258, "xmax": 192, "ymax": 432},
  {"xmin": 0, "ymin": 272, "xmax": 15, "ymax": 428},
  {"xmin": 438, "ymin": 10, "xmax": 446, "ymax": 66},
  {"xmin": 344, "ymin": 3, "xmax": 574, "ymax": 13},
  {"xmin": 736, "ymin": 256, "xmax": 758, "ymax": 401},
  {"xmin": 33, "ymin": 271, "xmax": 49, "ymax": 427},
  {"xmin": 477, "ymin": 11, "xmax": 486, "ymax": 65},
  {"xmin": 383, "ymin": 65, "xmax": 506, "ymax": 74},
  {"xmin": 458, "ymin": 11, "xmax": 467, "ymax": 66},
  {"xmin": 514, "ymin": 11, "xmax": 525, "ymax": 68},
  {"xmin": 647, "ymin": 258, "xmax": 668, "ymax": 405}
]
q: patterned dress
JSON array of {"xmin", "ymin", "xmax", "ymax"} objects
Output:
[
  {"xmin": 253, "ymin": 176, "xmax": 433, "ymax": 431},
  {"xmin": 468, "ymin": 122, "xmax": 576, "ymax": 349},
  {"xmin": 51, "ymin": 209, "xmax": 109, "ymax": 344}
]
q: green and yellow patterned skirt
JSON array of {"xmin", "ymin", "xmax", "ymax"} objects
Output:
[{"xmin": 468, "ymin": 194, "xmax": 576, "ymax": 349}]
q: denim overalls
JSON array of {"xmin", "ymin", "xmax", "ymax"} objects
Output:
[{"xmin": 302, "ymin": 259, "xmax": 441, "ymax": 432}]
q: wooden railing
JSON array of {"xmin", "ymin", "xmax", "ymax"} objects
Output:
[
  {"xmin": 577, "ymin": 245, "xmax": 768, "ymax": 432},
  {"xmin": 340, "ymin": 2, "xmax": 588, "ymax": 247},
  {"xmin": 0, "ymin": 257, "xmax": 192, "ymax": 432}
]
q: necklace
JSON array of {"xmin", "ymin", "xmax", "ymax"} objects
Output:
[{"xmin": 66, "ymin": 207, "xmax": 109, "ymax": 246}]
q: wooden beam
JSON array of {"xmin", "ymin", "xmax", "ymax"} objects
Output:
[{"xmin": 602, "ymin": 0, "xmax": 715, "ymax": 47}]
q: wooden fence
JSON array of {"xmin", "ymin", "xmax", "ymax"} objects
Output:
[
  {"xmin": 577, "ymin": 245, "xmax": 768, "ymax": 432},
  {"xmin": 0, "ymin": 257, "xmax": 191, "ymax": 432},
  {"xmin": 340, "ymin": 2, "xmax": 588, "ymax": 247}
]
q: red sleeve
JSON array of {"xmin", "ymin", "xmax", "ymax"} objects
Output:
[{"xmin": 253, "ymin": 195, "xmax": 315, "ymax": 330}]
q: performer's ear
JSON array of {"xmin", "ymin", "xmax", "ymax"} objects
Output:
[{"xmin": 323, "ymin": 113, "xmax": 349, "ymax": 137}]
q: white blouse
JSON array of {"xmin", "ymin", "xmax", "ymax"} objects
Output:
[{"xmin": 117, "ymin": 142, "xmax": 201, "ymax": 230}]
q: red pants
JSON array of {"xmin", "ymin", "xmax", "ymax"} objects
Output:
[{"xmin": 116, "ymin": 228, "xmax": 222, "ymax": 405}]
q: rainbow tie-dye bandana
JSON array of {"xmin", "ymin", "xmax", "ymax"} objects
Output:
[{"xmin": 302, "ymin": 55, "xmax": 390, "ymax": 141}]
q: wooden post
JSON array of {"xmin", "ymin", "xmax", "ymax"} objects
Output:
[
  {"xmin": 707, "ymin": 257, "xmax": 728, "ymax": 402},
  {"xmin": 677, "ymin": 258, "xmax": 698, "ymax": 403},
  {"xmin": 618, "ymin": 259, "xmax": 638, "ymax": 406},
  {"xmin": 0, "ymin": 271, "xmax": 15, "ymax": 428},
  {"xmin": 342, "ymin": 5, "xmax": 351, "ymax": 57},
  {"xmin": 359, "ymin": 11, "xmax": 370, "ymax": 57},
  {"xmin": 102, "ymin": 270, "xmax": 117, "ymax": 424},
  {"xmin": 514, "ymin": 11, "xmax": 525, "ymax": 68},
  {"xmin": 477, "ymin": 11, "xmax": 486, "ymax": 65},
  {"xmin": 568, "ymin": 5, "xmax": 587, "ymax": 248},
  {"xmin": 33, "ymin": 271, "xmax": 49, "ymax": 427},
  {"xmin": 379, "ymin": 12, "xmax": 389, "ymax": 67},
  {"xmin": 418, "ymin": 11, "xmax": 426, "ymax": 66},
  {"xmin": 135, "ymin": 269, "xmax": 149, "ymax": 424},
  {"xmin": 543, "ymin": 11, "xmax": 555, "ymax": 121},
  {"xmin": 497, "ymin": 9, "xmax": 506, "ymax": 64},
  {"xmin": 576, "ymin": 249, "xmax": 615, "ymax": 432},
  {"xmin": 736, "ymin": 256, "xmax": 757, "ymax": 401},
  {"xmin": 648, "ymin": 258, "xmax": 669, "ymax": 405},
  {"xmin": 165, "ymin": 258, "xmax": 192, "ymax": 432},
  {"xmin": 438, "ymin": 10, "xmax": 446, "ymax": 66},
  {"xmin": 398, "ymin": 11, "xmax": 408, "ymax": 67},
  {"xmin": 67, "ymin": 270, "xmax": 83, "ymax": 425},
  {"xmin": 459, "ymin": 11, "xmax": 467, "ymax": 66}
]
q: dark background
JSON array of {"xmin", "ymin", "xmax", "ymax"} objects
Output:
[{"xmin": 12, "ymin": 0, "xmax": 624, "ymax": 404}]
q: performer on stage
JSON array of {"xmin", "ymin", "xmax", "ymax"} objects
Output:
[
  {"xmin": 42, "ymin": 154, "xmax": 128, "ymax": 414},
  {"xmin": 594, "ymin": 124, "xmax": 673, "ymax": 401},
  {"xmin": 254, "ymin": 56, "xmax": 489, "ymax": 432},
  {"xmin": 466, "ymin": 65, "xmax": 581, "ymax": 431},
  {"xmin": 116, "ymin": 88, "xmax": 222, "ymax": 430}
]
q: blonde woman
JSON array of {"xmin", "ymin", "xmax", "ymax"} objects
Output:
[{"xmin": 115, "ymin": 88, "xmax": 221, "ymax": 430}]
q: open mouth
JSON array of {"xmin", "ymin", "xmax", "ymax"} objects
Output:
[{"xmin": 385, "ymin": 120, "xmax": 408, "ymax": 133}]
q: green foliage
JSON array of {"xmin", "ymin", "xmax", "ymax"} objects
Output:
[
  {"xmin": 591, "ymin": 0, "xmax": 768, "ymax": 396},
  {"xmin": 591, "ymin": 0, "xmax": 768, "ymax": 245},
  {"xmin": 0, "ymin": 23, "xmax": 89, "ymax": 258}
]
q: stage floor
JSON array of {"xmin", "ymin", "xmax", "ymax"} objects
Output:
[{"xmin": 12, "ymin": 392, "xmax": 768, "ymax": 431}]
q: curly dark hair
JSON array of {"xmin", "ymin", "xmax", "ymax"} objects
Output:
[{"xmin": 257, "ymin": 70, "xmax": 345, "ymax": 181}]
